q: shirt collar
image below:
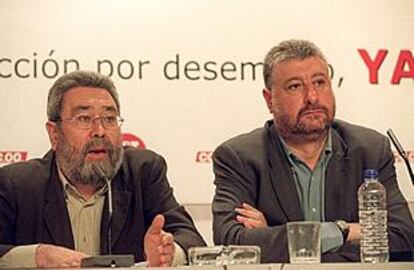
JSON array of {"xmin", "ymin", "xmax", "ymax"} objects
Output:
[{"xmin": 279, "ymin": 130, "xmax": 333, "ymax": 166}]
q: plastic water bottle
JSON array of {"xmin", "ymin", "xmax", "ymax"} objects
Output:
[{"xmin": 358, "ymin": 169, "xmax": 389, "ymax": 263}]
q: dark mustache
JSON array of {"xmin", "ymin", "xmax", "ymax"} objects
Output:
[
  {"xmin": 81, "ymin": 138, "xmax": 114, "ymax": 156},
  {"xmin": 298, "ymin": 104, "xmax": 329, "ymax": 117}
]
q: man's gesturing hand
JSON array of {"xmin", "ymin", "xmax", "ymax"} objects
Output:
[{"xmin": 144, "ymin": 214, "xmax": 175, "ymax": 267}]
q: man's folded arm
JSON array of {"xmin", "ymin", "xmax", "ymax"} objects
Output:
[
  {"xmin": 212, "ymin": 144, "xmax": 290, "ymax": 262},
  {"xmin": 212, "ymin": 144, "xmax": 361, "ymax": 262}
]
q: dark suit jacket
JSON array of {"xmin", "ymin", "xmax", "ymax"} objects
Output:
[
  {"xmin": 0, "ymin": 147, "xmax": 206, "ymax": 261},
  {"xmin": 212, "ymin": 119, "xmax": 414, "ymax": 263}
]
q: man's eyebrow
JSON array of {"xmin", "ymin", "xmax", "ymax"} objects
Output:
[
  {"xmin": 71, "ymin": 105, "xmax": 93, "ymax": 114},
  {"xmin": 312, "ymin": 72, "xmax": 328, "ymax": 78},
  {"xmin": 102, "ymin": 105, "xmax": 117, "ymax": 113},
  {"xmin": 282, "ymin": 76, "xmax": 302, "ymax": 86}
]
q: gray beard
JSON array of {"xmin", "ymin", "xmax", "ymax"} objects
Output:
[
  {"xmin": 56, "ymin": 135, "xmax": 123, "ymax": 189},
  {"xmin": 275, "ymin": 104, "xmax": 334, "ymax": 142},
  {"xmin": 276, "ymin": 115, "xmax": 331, "ymax": 142}
]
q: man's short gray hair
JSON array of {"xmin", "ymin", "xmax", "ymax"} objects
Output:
[
  {"xmin": 263, "ymin": 39, "xmax": 328, "ymax": 89},
  {"xmin": 47, "ymin": 70, "xmax": 120, "ymax": 121}
]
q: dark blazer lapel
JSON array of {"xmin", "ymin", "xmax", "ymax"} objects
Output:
[
  {"xmin": 266, "ymin": 122, "xmax": 303, "ymax": 221},
  {"xmin": 100, "ymin": 172, "xmax": 131, "ymax": 254},
  {"xmin": 325, "ymin": 127, "xmax": 350, "ymax": 221},
  {"xmin": 44, "ymin": 161, "xmax": 74, "ymax": 249}
]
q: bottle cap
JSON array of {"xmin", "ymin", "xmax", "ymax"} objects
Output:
[{"xmin": 363, "ymin": 169, "xmax": 378, "ymax": 179}]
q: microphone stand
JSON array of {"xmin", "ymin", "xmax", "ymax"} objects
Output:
[
  {"xmin": 386, "ymin": 129, "xmax": 414, "ymax": 261},
  {"xmin": 387, "ymin": 129, "xmax": 414, "ymax": 185},
  {"xmin": 81, "ymin": 166, "xmax": 134, "ymax": 268}
]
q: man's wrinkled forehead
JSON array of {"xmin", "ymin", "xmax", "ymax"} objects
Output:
[
  {"xmin": 61, "ymin": 87, "xmax": 119, "ymax": 116},
  {"xmin": 69, "ymin": 104, "xmax": 117, "ymax": 116},
  {"xmin": 272, "ymin": 56, "xmax": 329, "ymax": 78}
]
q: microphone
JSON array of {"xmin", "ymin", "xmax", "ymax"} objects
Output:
[
  {"xmin": 95, "ymin": 165, "xmax": 114, "ymax": 255},
  {"xmin": 386, "ymin": 129, "xmax": 414, "ymax": 185},
  {"xmin": 80, "ymin": 165, "xmax": 134, "ymax": 268}
]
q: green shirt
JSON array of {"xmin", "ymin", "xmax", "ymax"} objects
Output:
[
  {"xmin": 279, "ymin": 131, "xmax": 343, "ymax": 252},
  {"xmin": 281, "ymin": 132, "xmax": 332, "ymax": 221}
]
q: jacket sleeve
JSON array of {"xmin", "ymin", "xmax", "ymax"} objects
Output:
[
  {"xmin": 0, "ymin": 166, "xmax": 17, "ymax": 257},
  {"xmin": 142, "ymin": 153, "xmax": 206, "ymax": 255},
  {"xmin": 212, "ymin": 143, "xmax": 291, "ymax": 263}
]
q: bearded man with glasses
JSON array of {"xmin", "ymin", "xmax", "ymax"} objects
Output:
[{"xmin": 0, "ymin": 70, "xmax": 205, "ymax": 268}]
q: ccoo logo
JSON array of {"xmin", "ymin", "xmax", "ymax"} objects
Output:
[
  {"xmin": 0, "ymin": 151, "xmax": 28, "ymax": 164},
  {"xmin": 195, "ymin": 151, "xmax": 213, "ymax": 163},
  {"xmin": 122, "ymin": 133, "xmax": 146, "ymax": 149}
]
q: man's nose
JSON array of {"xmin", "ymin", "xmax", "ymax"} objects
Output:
[
  {"xmin": 90, "ymin": 118, "xmax": 106, "ymax": 137},
  {"xmin": 304, "ymin": 84, "xmax": 319, "ymax": 104}
]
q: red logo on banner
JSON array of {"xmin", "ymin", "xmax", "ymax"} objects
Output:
[
  {"xmin": 196, "ymin": 151, "xmax": 213, "ymax": 163},
  {"xmin": 0, "ymin": 151, "xmax": 28, "ymax": 164},
  {"xmin": 122, "ymin": 133, "xmax": 146, "ymax": 149},
  {"xmin": 195, "ymin": 150, "xmax": 414, "ymax": 164}
]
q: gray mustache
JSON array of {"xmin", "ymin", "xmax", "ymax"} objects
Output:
[
  {"xmin": 298, "ymin": 105, "xmax": 329, "ymax": 117},
  {"xmin": 82, "ymin": 138, "xmax": 114, "ymax": 156}
]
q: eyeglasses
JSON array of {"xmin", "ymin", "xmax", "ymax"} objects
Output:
[{"xmin": 58, "ymin": 114, "xmax": 124, "ymax": 130}]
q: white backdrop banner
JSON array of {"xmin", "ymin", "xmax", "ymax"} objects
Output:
[{"xmin": 1, "ymin": 0, "xmax": 413, "ymax": 203}]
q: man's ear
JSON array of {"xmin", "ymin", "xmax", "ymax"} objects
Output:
[
  {"xmin": 262, "ymin": 88, "xmax": 273, "ymax": 114},
  {"xmin": 46, "ymin": 121, "xmax": 59, "ymax": 150}
]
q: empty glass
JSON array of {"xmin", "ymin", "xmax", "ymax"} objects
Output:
[{"xmin": 287, "ymin": 221, "xmax": 321, "ymax": 264}]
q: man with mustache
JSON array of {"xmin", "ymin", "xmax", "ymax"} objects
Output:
[
  {"xmin": 212, "ymin": 39, "xmax": 414, "ymax": 262},
  {"xmin": 0, "ymin": 71, "xmax": 205, "ymax": 268}
]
